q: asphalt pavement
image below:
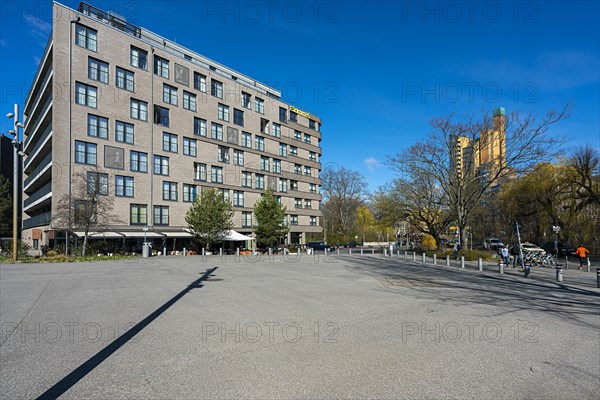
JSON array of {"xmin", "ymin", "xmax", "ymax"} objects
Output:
[{"xmin": 1, "ymin": 253, "xmax": 598, "ymax": 399}]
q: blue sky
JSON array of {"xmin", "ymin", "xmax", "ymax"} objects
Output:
[{"xmin": 1, "ymin": 0, "xmax": 599, "ymax": 192}]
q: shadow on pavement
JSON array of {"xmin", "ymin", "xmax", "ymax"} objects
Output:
[
  {"xmin": 343, "ymin": 256, "xmax": 600, "ymax": 329},
  {"xmin": 36, "ymin": 267, "xmax": 218, "ymax": 400}
]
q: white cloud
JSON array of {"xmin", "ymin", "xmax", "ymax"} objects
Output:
[
  {"xmin": 364, "ymin": 157, "xmax": 381, "ymax": 172},
  {"xmin": 24, "ymin": 14, "xmax": 52, "ymax": 40}
]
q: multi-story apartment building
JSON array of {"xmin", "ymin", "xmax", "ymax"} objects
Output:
[
  {"xmin": 21, "ymin": 2, "xmax": 323, "ymax": 251},
  {"xmin": 452, "ymin": 107, "xmax": 507, "ymax": 182}
]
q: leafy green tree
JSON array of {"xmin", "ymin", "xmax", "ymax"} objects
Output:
[
  {"xmin": 185, "ymin": 188, "xmax": 233, "ymax": 250},
  {"xmin": 254, "ymin": 189, "xmax": 288, "ymax": 247},
  {"xmin": 0, "ymin": 176, "xmax": 12, "ymax": 238}
]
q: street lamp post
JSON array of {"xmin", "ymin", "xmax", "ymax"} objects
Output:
[{"xmin": 7, "ymin": 104, "xmax": 24, "ymax": 262}]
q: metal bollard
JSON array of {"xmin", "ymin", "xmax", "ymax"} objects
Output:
[
  {"xmin": 220, "ymin": 248, "xmax": 223, "ymax": 256},
  {"xmin": 337, "ymin": 248, "xmax": 340, "ymax": 255},
  {"xmin": 478, "ymin": 258, "xmax": 482, "ymax": 271},
  {"xmin": 412, "ymin": 252, "xmax": 416, "ymax": 261},
  {"xmin": 201, "ymin": 248, "xmax": 205, "ymax": 256},
  {"xmin": 556, "ymin": 266, "xmax": 563, "ymax": 282},
  {"xmin": 565, "ymin": 256, "xmax": 569, "ymax": 270},
  {"xmin": 433, "ymin": 254, "xmax": 437, "ymax": 265},
  {"xmin": 586, "ymin": 258, "xmax": 590, "ymax": 273},
  {"xmin": 524, "ymin": 262, "xmax": 531, "ymax": 278},
  {"xmin": 349, "ymin": 248, "xmax": 352, "ymax": 255},
  {"xmin": 361, "ymin": 248, "xmax": 364, "ymax": 255},
  {"xmin": 163, "ymin": 247, "xmax": 167, "ymax": 257},
  {"xmin": 446, "ymin": 255, "xmax": 450, "ymax": 267},
  {"xmin": 183, "ymin": 247, "xmax": 186, "ymax": 257},
  {"xmin": 596, "ymin": 268, "xmax": 600, "ymax": 288},
  {"xmin": 404, "ymin": 251, "xmax": 407, "ymax": 260},
  {"xmin": 461, "ymin": 256, "xmax": 465, "ymax": 269},
  {"xmin": 236, "ymin": 247, "xmax": 239, "ymax": 256},
  {"xmin": 397, "ymin": 250, "xmax": 400, "ymax": 259},
  {"xmin": 498, "ymin": 261, "xmax": 504, "ymax": 274},
  {"xmin": 372, "ymin": 248, "xmax": 375, "ymax": 255},
  {"xmin": 384, "ymin": 249, "xmax": 387, "ymax": 257},
  {"xmin": 422, "ymin": 253, "xmax": 426, "ymax": 263}
]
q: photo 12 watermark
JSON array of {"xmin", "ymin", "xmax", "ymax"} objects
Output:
[{"xmin": 201, "ymin": 321, "xmax": 340, "ymax": 344}]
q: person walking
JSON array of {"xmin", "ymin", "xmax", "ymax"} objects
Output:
[
  {"xmin": 453, "ymin": 242, "xmax": 460, "ymax": 260},
  {"xmin": 501, "ymin": 246, "xmax": 510, "ymax": 266},
  {"xmin": 575, "ymin": 244, "xmax": 590, "ymax": 270}
]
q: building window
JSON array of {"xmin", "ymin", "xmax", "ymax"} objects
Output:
[
  {"xmin": 255, "ymin": 136, "xmax": 265, "ymax": 151},
  {"xmin": 294, "ymin": 164, "xmax": 302, "ymax": 174},
  {"xmin": 242, "ymin": 212, "xmax": 252, "ymax": 228},
  {"xmin": 241, "ymin": 132, "xmax": 252, "ymax": 148},
  {"xmin": 279, "ymin": 178, "xmax": 288, "ymax": 193},
  {"xmin": 291, "ymin": 180, "xmax": 299, "ymax": 191},
  {"xmin": 154, "ymin": 55, "xmax": 169, "ymax": 79},
  {"xmin": 310, "ymin": 216, "xmax": 317, "ymax": 226},
  {"xmin": 183, "ymin": 91, "xmax": 197, "ymax": 111},
  {"xmin": 233, "ymin": 149, "xmax": 244, "ymax": 166},
  {"xmin": 115, "ymin": 121, "xmax": 134, "ymax": 144},
  {"xmin": 219, "ymin": 189, "xmax": 230, "ymax": 203},
  {"xmin": 255, "ymin": 174, "xmax": 265, "ymax": 190},
  {"xmin": 32, "ymin": 239, "xmax": 39, "ymax": 250},
  {"xmin": 279, "ymin": 107, "xmax": 287, "ymax": 122},
  {"xmin": 154, "ymin": 105, "xmax": 170, "ymax": 127},
  {"xmin": 282, "ymin": 215, "xmax": 288, "ymax": 226},
  {"xmin": 194, "ymin": 72, "xmax": 206, "ymax": 92},
  {"xmin": 279, "ymin": 143, "xmax": 287, "ymax": 157},
  {"xmin": 130, "ymin": 204, "xmax": 147, "ymax": 225},
  {"xmin": 130, "ymin": 151, "xmax": 147, "ymax": 172},
  {"xmin": 255, "ymin": 97, "xmax": 264, "ymax": 114},
  {"xmin": 242, "ymin": 92, "xmax": 251, "ymax": 109},
  {"xmin": 294, "ymin": 130, "xmax": 302, "ymax": 140},
  {"xmin": 290, "ymin": 146, "xmax": 298, "ymax": 156},
  {"xmin": 305, "ymin": 199, "xmax": 312, "ymax": 209},
  {"xmin": 295, "ymin": 198, "xmax": 302, "ymax": 209},
  {"xmin": 218, "ymin": 103, "xmax": 230, "ymax": 122},
  {"xmin": 260, "ymin": 119, "xmax": 270, "ymax": 135},
  {"xmin": 304, "ymin": 166, "xmax": 312, "ymax": 176},
  {"xmin": 116, "ymin": 175, "xmax": 134, "ymax": 197},
  {"xmin": 194, "ymin": 117, "xmax": 207, "ymax": 136},
  {"xmin": 130, "ymin": 98, "xmax": 148, "ymax": 121},
  {"xmin": 163, "ymin": 84, "xmax": 178, "ymax": 105},
  {"xmin": 273, "ymin": 123, "xmax": 281, "ymax": 138},
  {"xmin": 130, "ymin": 46, "xmax": 147, "ymax": 70},
  {"xmin": 233, "ymin": 109, "xmax": 244, "ymax": 126},
  {"xmin": 211, "ymin": 123, "xmax": 223, "ymax": 141},
  {"xmin": 162, "ymin": 181, "xmax": 178, "ymax": 201},
  {"xmin": 309, "ymin": 120, "xmax": 316, "ymax": 130},
  {"xmin": 88, "ymin": 57, "xmax": 109, "ymax": 84},
  {"xmin": 211, "ymin": 166, "xmax": 223, "ymax": 183},
  {"xmin": 75, "ymin": 82, "xmax": 97, "ymax": 108},
  {"xmin": 183, "ymin": 184, "xmax": 197, "ymax": 202},
  {"xmin": 242, "ymin": 172, "xmax": 252, "ymax": 188},
  {"xmin": 309, "ymin": 183, "xmax": 317, "ymax": 193},
  {"xmin": 290, "ymin": 111, "xmax": 298, "ymax": 122},
  {"xmin": 75, "ymin": 141, "xmax": 96, "ymax": 165},
  {"xmin": 87, "ymin": 114, "xmax": 108, "ymax": 139},
  {"xmin": 154, "ymin": 206, "xmax": 169, "ymax": 225},
  {"xmin": 304, "ymin": 134, "xmax": 312, "ymax": 144},
  {"xmin": 273, "ymin": 159, "xmax": 281, "ymax": 174},
  {"xmin": 75, "ymin": 24, "xmax": 97, "ymax": 51},
  {"xmin": 162, "ymin": 132, "xmax": 178, "ymax": 153},
  {"xmin": 218, "ymin": 146, "xmax": 230, "ymax": 164},
  {"xmin": 309, "ymin": 151, "xmax": 317, "ymax": 161},
  {"xmin": 211, "ymin": 79, "xmax": 223, "ymax": 98},
  {"xmin": 183, "ymin": 137, "xmax": 197, "ymax": 156},
  {"xmin": 194, "ymin": 162, "xmax": 207, "ymax": 181},
  {"xmin": 290, "ymin": 215, "xmax": 298, "ymax": 225},
  {"xmin": 260, "ymin": 156, "xmax": 270, "ymax": 172},
  {"xmin": 233, "ymin": 190, "xmax": 244, "ymax": 207},
  {"xmin": 116, "ymin": 67, "xmax": 134, "ymax": 91},
  {"xmin": 87, "ymin": 172, "xmax": 108, "ymax": 195},
  {"xmin": 154, "ymin": 155, "xmax": 169, "ymax": 175}
]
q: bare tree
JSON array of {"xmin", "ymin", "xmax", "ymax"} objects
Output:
[
  {"xmin": 320, "ymin": 166, "xmax": 368, "ymax": 240},
  {"xmin": 53, "ymin": 169, "xmax": 121, "ymax": 256},
  {"xmin": 388, "ymin": 105, "xmax": 570, "ymax": 245},
  {"xmin": 566, "ymin": 144, "xmax": 600, "ymax": 210}
]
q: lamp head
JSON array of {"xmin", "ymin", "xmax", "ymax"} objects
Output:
[
  {"xmin": 6, "ymin": 112, "xmax": 14, "ymax": 118},
  {"xmin": 16, "ymin": 122, "xmax": 24, "ymax": 128}
]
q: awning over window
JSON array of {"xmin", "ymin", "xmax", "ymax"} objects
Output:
[
  {"xmin": 222, "ymin": 230, "xmax": 254, "ymax": 241},
  {"xmin": 70, "ymin": 229, "xmax": 253, "ymax": 240}
]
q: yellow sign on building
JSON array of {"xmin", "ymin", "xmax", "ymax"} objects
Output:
[{"xmin": 290, "ymin": 105, "xmax": 310, "ymax": 118}]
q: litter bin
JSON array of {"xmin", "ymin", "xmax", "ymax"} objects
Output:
[{"xmin": 143, "ymin": 242, "xmax": 151, "ymax": 258}]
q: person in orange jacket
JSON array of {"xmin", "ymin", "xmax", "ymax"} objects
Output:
[{"xmin": 575, "ymin": 244, "xmax": 590, "ymax": 270}]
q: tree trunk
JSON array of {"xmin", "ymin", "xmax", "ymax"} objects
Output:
[{"xmin": 82, "ymin": 234, "xmax": 88, "ymax": 257}]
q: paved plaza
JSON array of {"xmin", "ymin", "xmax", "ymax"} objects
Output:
[{"xmin": 1, "ymin": 254, "xmax": 599, "ymax": 399}]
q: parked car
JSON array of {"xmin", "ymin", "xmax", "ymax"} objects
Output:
[
  {"xmin": 345, "ymin": 241, "xmax": 358, "ymax": 248},
  {"xmin": 483, "ymin": 238, "xmax": 505, "ymax": 250},
  {"xmin": 509, "ymin": 242, "xmax": 546, "ymax": 255},
  {"xmin": 306, "ymin": 242, "xmax": 335, "ymax": 251},
  {"xmin": 540, "ymin": 242, "xmax": 576, "ymax": 257}
]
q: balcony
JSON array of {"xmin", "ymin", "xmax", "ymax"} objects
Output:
[
  {"xmin": 24, "ymin": 95, "xmax": 52, "ymax": 152},
  {"xmin": 24, "ymin": 68, "xmax": 53, "ymax": 128},
  {"xmin": 23, "ymin": 211, "xmax": 52, "ymax": 229},
  {"xmin": 24, "ymin": 182, "xmax": 52, "ymax": 210},
  {"xmin": 24, "ymin": 152, "xmax": 52, "ymax": 191},
  {"xmin": 24, "ymin": 127, "xmax": 52, "ymax": 171},
  {"xmin": 24, "ymin": 38, "xmax": 52, "ymax": 114}
]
